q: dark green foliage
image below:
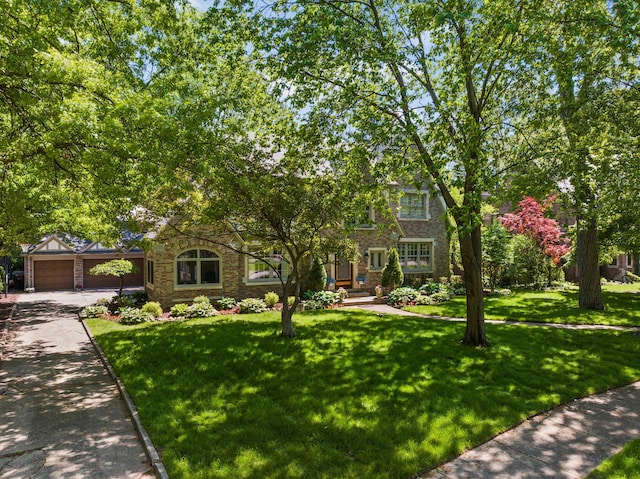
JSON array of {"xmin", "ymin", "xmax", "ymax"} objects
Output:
[
  {"xmin": 381, "ymin": 247, "xmax": 404, "ymax": 289},
  {"xmin": 483, "ymin": 222, "xmax": 511, "ymax": 291},
  {"xmin": 307, "ymin": 257, "xmax": 327, "ymax": 292},
  {"xmin": 508, "ymin": 235, "xmax": 548, "ymax": 287},
  {"xmin": 216, "ymin": 297, "xmax": 237, "ymax": 310}
]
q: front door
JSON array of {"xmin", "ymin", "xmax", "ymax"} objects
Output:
[{"xmin": 336, "ymin": 256, "xmax": 352, "ymax": 288}]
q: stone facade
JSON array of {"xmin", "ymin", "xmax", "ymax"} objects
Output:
[{"xmin": 145, "ymin": 186, "xmax": 451, "ymax": 309}]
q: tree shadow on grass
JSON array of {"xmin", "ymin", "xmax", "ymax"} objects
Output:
[{"xmin": 91, "ymin": 310, "xmax": 640, "ymax": 479}]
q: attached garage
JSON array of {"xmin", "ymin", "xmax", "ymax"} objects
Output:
[
  {"xmin": 23, "ymin": 234, "xmax": 145, "ymax": 292},
  {"xmin": 33, "ymin": 260, "xmax": 75, "ymax": 291},
  {"xmin": 83, "ymin": 258, "xmax": 144, "ymax": 289}
]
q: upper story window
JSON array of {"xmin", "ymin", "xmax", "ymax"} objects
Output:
[
  {"xmin": 176, "ymin": 249, "xmax": 220, "ymax": 287},
  {"xmin": 398, "ymin": 241, "xmax": 432, "ymax": 272},
  {"xmin": 346, "ymin": 205, "xmax": 374, "ymax": 228},
  {"xmin": 247, "ymin": 250, "xmax": 291, "ymax": 283},
  {"xmin": 399, "ymin": 190, "xmax": 429, "ymax": 220}
]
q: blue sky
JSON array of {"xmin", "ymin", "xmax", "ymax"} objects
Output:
[{"xmin": 189, "ymin": 0, "xmax": 212, "ymax": 11}]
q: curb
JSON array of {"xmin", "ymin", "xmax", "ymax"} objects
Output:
[
  {"xmin": 0, "ymin": 303, "xmax": 18, "ymax": 361},
  {"xmin": 81, "ymin": 319, "xmax": 170, "ymax": 479}
]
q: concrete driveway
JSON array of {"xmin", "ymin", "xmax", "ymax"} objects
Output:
[{"xmin": 0, "ymin": 290, "xmax": 156, "ymax": 479}]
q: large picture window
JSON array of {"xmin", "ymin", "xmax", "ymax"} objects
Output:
[
  {"xmin": 398, "ymin": 242, "xmax": 432, "ymax": 272},
  {"xmin": 176, "ymin": 249, "xmax": 220, "ymax": 287},
  {"xmin": 247, "ymin": 250, "xmax": 291, "ymax": 283},
  {"xmin": 400, "ymin": 190, "xmax": 429, "ymax": 219}
]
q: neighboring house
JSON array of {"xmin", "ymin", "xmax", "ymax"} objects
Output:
[
  {"xmin": 22, "ymin": 234, "xmax": 144, "ymax": 291},
  {"xmin": 144, "ymin": 183, "xmax": 451, "ymax": 309},
  {"xmin": 601, "ymin": 253, "xmax": 638, "ymax": 282}
]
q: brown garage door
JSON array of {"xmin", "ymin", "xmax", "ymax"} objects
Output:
[
  {"xmin": 34, "ymin": 260, "xmax": 75, "ymax": 291},
  {"xmin": 83, "ymin": 258, "xmax": 145, "ymax": 289}
]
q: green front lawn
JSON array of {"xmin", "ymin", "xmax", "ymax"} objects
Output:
[
  {"xmin": 405, "ymin": 284, "xmax": 640, "ymax": 327},
  {"xmin": 587, "ymin": 439, "xmax": 640, "ymax": 479},
  {"xmin": 88, "ymin": 309, "xmax": 640, "ymax": 479}
]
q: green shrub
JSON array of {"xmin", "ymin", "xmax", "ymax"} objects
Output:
[
  {"xmin": 414, "ymin": 294, "xmax": 434, "ymax": 306},
  {"xmin": 216, "ymin": 297, "xmax": 237, "ymax": 310},
  {"xmin": 302, "ymin": 290, "xmax": 339, "ymax": 307},
  {"xmin": 420, "ymin": 282, "xmax": 446, "ymax": 295},
  {"xmin": 303, "ymin": 300, "xmax": 324, "ymax": 310},
  {"xmin": 238, "ymin": 298, "xmax": 268, "ymax": 314},
  {"xmin": 381, "ymin": 247, "xmax": 404, "ymax": 289},
  {"xmin": 142, "ymin": 301, "xmax": 163, "ymax": 318},
  {"xmin": 193, "ymin": 295, "xmax": 211, "ymax": 305},
  {"xmin": 307, "ymin": 257, "xmax": 327, "ymax": 292},
  {"xmin": 188, "ymin": 301, "xmax": 218, "ymax": 318},
  {"xmin": 288, "ymin": 296, "xmax": 296, "ymax": 307},
  {"xmin": 264, "ymin": 291, "xmax": 279, "ymax": 308},
  {"xmin": 170, "ymin": 303, "xmax": 190, "ymax": 318},
  {"xmin": 430, "ymin": 290, "xmax": 452, "ymax": 303},
  {"xmin": 387, "ymin": 287, "xmax": 420, "ymax": 306},
  {"xmin": 119, "ymin": 307, "xmax": 154, "ymax": 325},
  {"xmin": 79, "ymin": 305, "xmax": 109, "ymax": 319}
]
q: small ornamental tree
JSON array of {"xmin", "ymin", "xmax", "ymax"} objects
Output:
[
  {"xmin": 500, "ymin": 196, "xmax": 570, "ymax": 286},
  {"xmin": 381, "ymin": 247, "xmax": 404, "ymax": 290},
  {"xmin": 89, "ymin": 259, "xmax": 139, "ymax": 298},
  {"xmin": 307, "ymin": 257, "xmax": 327, "ymax": 292},
  {"xmin": 482, "ymin": 221, "xmax": 510, "ymax": 291}
]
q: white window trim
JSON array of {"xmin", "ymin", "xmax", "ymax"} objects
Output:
[
  {"xmin": 399, "ymin": 189, "xmax": 430, "ymax": 221},
  {"xmin": 245, "ymin": 250, "xmax": 292, "ymax": 285},
  {"xmin": 175, "ymin": 249, "xmax": 223, "ymax": 290},
  {"xmin": 367, "ymin": 248, "xmax": 387, "ymax": 271},
  {"xmin": 398, "ymin": 238, "xmax": 434, "ymax": 273},
  {"xmin": 627, "ymin": 254, "xmax": 633, "ymax": 268}
]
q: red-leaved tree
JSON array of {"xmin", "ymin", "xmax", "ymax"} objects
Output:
[{"xmin": 500, "ymin": 196, "xmax": 570, "ymax": 285}]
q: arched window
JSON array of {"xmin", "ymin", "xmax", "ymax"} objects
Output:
[{"xmin": 176, "ymin": 249, "xmax": 221, "ymax": 287}]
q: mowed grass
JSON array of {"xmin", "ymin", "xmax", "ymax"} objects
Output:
[
  {"xmin": 405, "ymin": 284, "xmax": 640, "ymax": 327},
  {"xmin": 88, "ymin": 309, "xmax": 640, "ymax": 479},
  {"xmin": 587, "ymin": 439, "xmax": 640, "ymax": 479}
]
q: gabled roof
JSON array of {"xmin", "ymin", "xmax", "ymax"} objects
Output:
[{"xmin": 24, "ymin": 233, "xmax": 144, "ymax": 255}]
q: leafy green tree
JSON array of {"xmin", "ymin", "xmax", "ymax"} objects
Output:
[
  {"xmin": 89, "ymin": 259, "xmax": 140, "ymax": 298},
  {"xmin": 508, "ymin": 235, "xmax": 548, "ymax": 287},
  {"xmin": 482, "ymin": 222, "xmax": 510, "ymax": 291},
  {"xmin": 524, "ymin": 0, "xmax": 640, "ymax": 309},
  {"xmin": 381, "ymin": 248, "xmax": 404, "ymax": 290},
  {"xmin": 226, "ymin": 0, "xmax": 549, "ymax": 346}
]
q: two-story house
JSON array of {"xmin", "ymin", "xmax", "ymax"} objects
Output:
[{"xmin": 144, "ymin": 182, "xmax": 451, "ymax": 310}]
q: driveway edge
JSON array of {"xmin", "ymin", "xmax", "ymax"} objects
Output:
[{"xmin": 81, "ymin": 319, "xmax": 170, "ymax": 479}]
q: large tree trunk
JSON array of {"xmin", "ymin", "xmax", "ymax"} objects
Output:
[
  {"xmin": 280, "ymin": 306, "xmax": 297, "ymax": 338},
  {"xmin": 280, "ymin": 281, "xmax": 297, "ymax": 338},
  {"xmin": 577, "ymin": 217, "xmax": 604, "ymax": 310},
  {"xmin": 459, "ymin": 225, "xmax": 488, "ymax": 347}
]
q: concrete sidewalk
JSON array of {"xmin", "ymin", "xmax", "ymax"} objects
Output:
[
  {"xmin": 0, "ymin": 291, "xmax": 156, "ymax": 479},
  {"xmin": 419, "ymin": 381, "xmax": 640, "ymax": 478}
]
